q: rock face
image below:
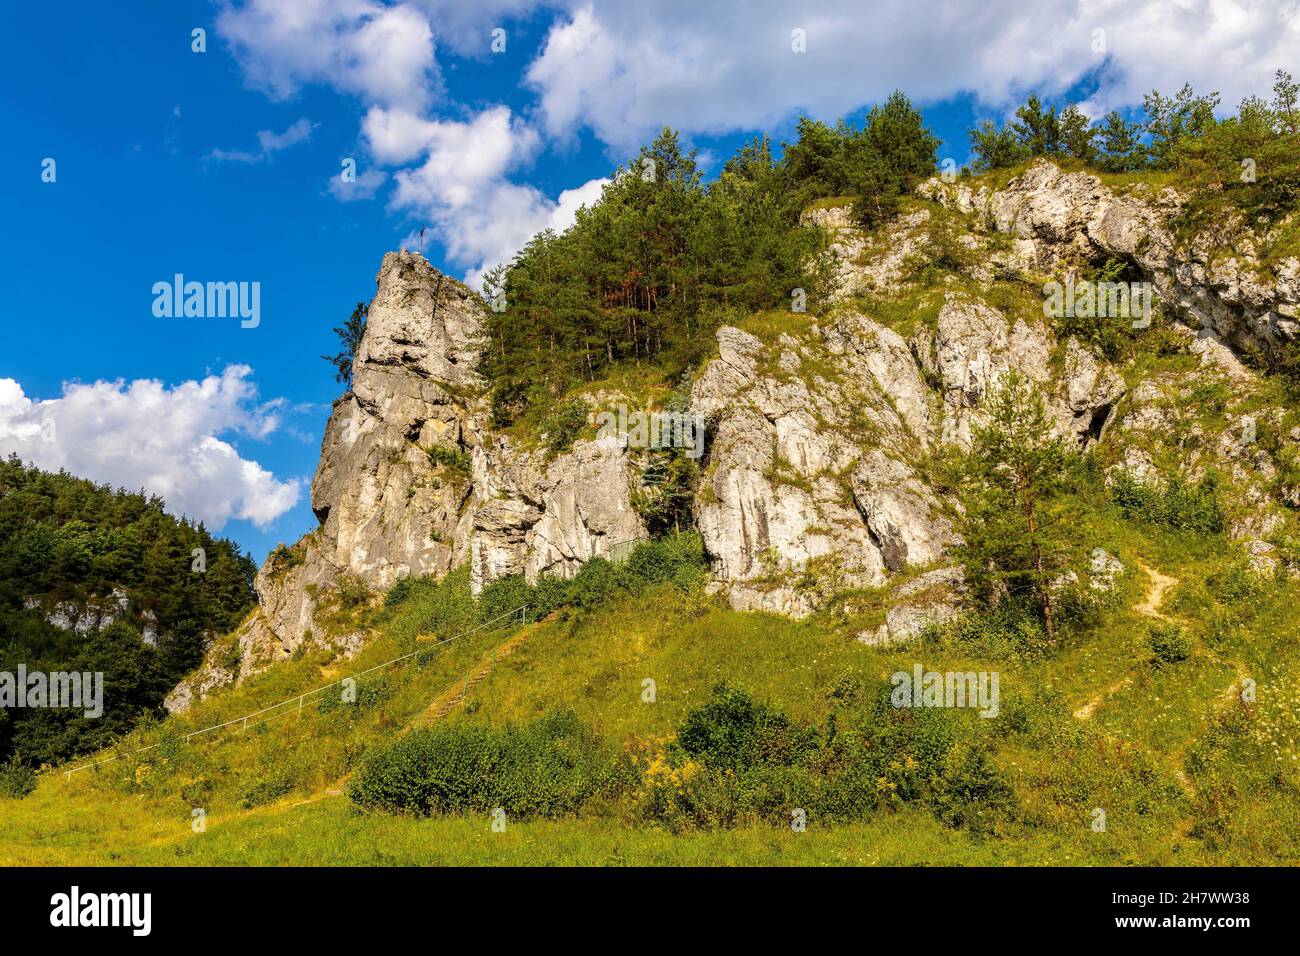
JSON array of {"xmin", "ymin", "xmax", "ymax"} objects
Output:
[
  {"xmin": 687, "ymin": 288, "xmax": 1123, "ymax": 616},
  {"xmin": 234, "ymin": 252, "xmax": 488, "ymax": 690},
  {"xmin": 311, "ymin": 250, "xmax": 483, "ymax": 593},
  {"xmin": 912, "ymin": 295, "xmax": 1124, "ymax": 449},
  {"xmin": 802, "ymin": 204, "xmax": 933, "ymax": 299},
  {"xmin": 23, "ymin": 588, "xmax": 130, "ymax": 637},
  {"xmin": 919, "ymin": 161, "xmax": 1300, "ymax": 360},
  {"xmin": 172, "ymin": 161, "xmax": 1300, "ymax": 707},
  {"xmin": 690, "ymin": 318, "xmax": 954, "ymax": 616},
  {"xmin": 917, "ymin": 162, "xmax": 1300, "ymax": 556},
  {"xmin": 470, "ymin": 433, "xmax": 645, "ymax": 592},
  {"xmin": 861, "ymin": 566, "xmax": 965, "ymax": 645},
  {"xmin": 168, "ymin": 252, "xmax": 643, "ymax": 710}
]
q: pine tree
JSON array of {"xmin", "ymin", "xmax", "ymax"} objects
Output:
[
  {"xmin": 1096, "ymin": 111, "xmax": 1145, "ymax": 172},
  {"xmin": 1143, "ymin": 84, "xmax": 1220, "ymax": 170},
  {"xmin": 1012, "ymin": 95, "xmax": 1063, "ymax": 156},
  {"xmin": 1273, "ymin": 69, "xmax": 1300, "ymax": 135},
  {"xmin": 969, "ymin": 119, "xmax": 1030, "ymax": 172},
  {"xmin": 862, "ymin": 90, "xmax": 940, "ymax": 187},
  {"xmin": 321, "ymin": 300, "xmax": 369, "ymax": 386},
  {"xmin": 1059, "ymin": 105, "xmax": 1098, "ymax": 164},
  {"xmin": 957, "ymin": 373, "xmax": 1075, "ymax": 643}
]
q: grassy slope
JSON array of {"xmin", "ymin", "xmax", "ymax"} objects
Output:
[{"xmin": 4, "ymin": 495, "xmax": 1298, "ymax": 864}]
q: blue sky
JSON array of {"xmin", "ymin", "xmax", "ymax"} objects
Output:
[{"xmin": 1, "ymin": 1, "xmax": 1294, "ymax": 564}]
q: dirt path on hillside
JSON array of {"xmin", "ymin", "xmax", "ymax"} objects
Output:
[
  {"xmin": 144, "ymin": 786, "xmax": 346, "ymax": 848},
  {"xmin": 1070, "ymin": 561, "xmax": 1256, "ymax": 805},
  {"xmin": 1072, "ymin": 563, "xmax": 1179, "ymax": 721},
  {"xmin": 1072, "ymin": 676, "xmax": 1133, "ymax": 720},
  {"xmin": 1134, "ymin": 563, "xmax": 1178, "ymax": 620}
]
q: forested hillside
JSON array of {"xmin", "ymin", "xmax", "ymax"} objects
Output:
[
  {"xmin": 0, "ymin": 456, "xmax": 256, "ymax": 767},
  {"xmin": 480, "ymin": 93, "xmax": 940, "ymax": 430},
  {"xmin": 483, "ymin": 77, "xmax": 1300, "ymax": 434}
]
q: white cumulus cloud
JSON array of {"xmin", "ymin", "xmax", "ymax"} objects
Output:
[
  {"xmin": 217, "ymin": 0, "xmax": 439, "ymax": 110},
  {"xmin": 408, "ymin": 0, "xmax": 544, "ymax": 53},
  {"xmin": 329, "ymin": 167, "xmax": 388, "ymax": 201},
  {"xmin": 0, "ymin": 366, "xmax": 301, "ymax": 531},
  {"xmin": 524, "ymin": 0, "xmax": 1300, "ymax": 150},
  {"xmin": 383, "ymin": 106, "xmax": 607, "ymax": 284},
  {"xmin": 362, "ymin": 106, "xmax": 444, "ymax": 163}
]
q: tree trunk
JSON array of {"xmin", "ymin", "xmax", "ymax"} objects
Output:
[{"xmin": 1026, "ymin": 501, "xmax": 1056, "ymax": 644}]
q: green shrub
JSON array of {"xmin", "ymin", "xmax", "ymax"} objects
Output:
[
  {"xmin": 425, "ymin": 444, "xmax": 470, "ymax": 474},
  {"xmin": 318, "ymin": 676, "xmax": 393, "ymax": 715},
  {"xmin": 266, "ymin": 543, "xmax": 305, "ymax": 576},
  {"xmin": 641, "ymin": 759, "xmax": 819, "ymax": 832},
  {"xmin": 474, "ymin": 532, "xmax": 709, "ymax": 624},
  {"xmin": 640, "ymin": 680, "xmax": 1016, "ymax": 834},
  {"xmin": 1112, "ymin": 472, "xmax": 1225, "ymax": 534},
  {"xmin": 631, "ymin": 686, "xmax": 816, "ymax": 832},
  {"xmin": 384, "ymin": 566, "xmax": 479, "ymax": 646},
  {"xmin": 567, "ymin": 558, "xmax": 622, "ymax": 609},
  {"xmin": 640, "ymin": 684, "xmax": 823, "ymax": 831},
  {"xmin": 923, "ymin": 601, "xmax": 1053, "ymax": 662},
  {"xmin": 179, "ymin": 777, "xmax": 216, "ymax": 807},
  {"xmin": 217, "ymin": 641, "xmax": 242, "ymax": 674},
  {"xmin": 932, "ymin": 743, "xmax": 1018, "ymax": 834},
  {"xmin": 239, "ymin": 772, "xmax": 293, "ymax": 809},
  {"xmin": 1206, "ymin": 561, "xmax": 1267, "ymax": 605},
  {"xmin": 529, "ymin": 575, "xmax": 574, "ymax": 619},
  {"xmin": 676, "ymin": 683, "xmax": 817, "ymax": 773},
  {"xmin": 0, "ymin": 755, "xmax": 37, "ymax": 799},
  {"xmin": 1052, "ymin": 258, "xmax": 1148, "ymax": 361},
  {"xmin": 632, "ymin": 448, "xmax": 699, "ymax": 537},
  {"xmin": 815, "ymin": 677, "xmax": 1012, "ymax": 827},
  {"xmin": 347, "ymin": 710, "xmax": 622, "ymax": 819},
  {"xmin": 546, "ymin": 399, "xmax": 591, "ymax": 455},
  {"xmin": 384, "ymin": 575, "xmax": 415, "ymax": 609},
  {"xmin": 335, "ymin": 575, "xmax": 371, "ymax": 610},
  {"xmin": 621, "ymin": 532, "xmax": 709, "ymax": 593},
  {"xmin": 1148, "ymin": 622, "xmax": 1193, "ymax": 668},
  {"xmin": 478, "ymin": 574, "xmax": 533, "ymax": 624}
]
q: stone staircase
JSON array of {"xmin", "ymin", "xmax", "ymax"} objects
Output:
[{"xmin": 414, "ymin": 624, "xmax": 533, "ymax": 726}]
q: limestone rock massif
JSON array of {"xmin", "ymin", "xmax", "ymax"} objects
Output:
[
  {"xmin": 167, "ymin": 252, "xmax": 643, "ymax": 710},
  {"xmin": 921, "ymin": 161, "xmax": 1300, "ymax": 557},
  {"xmin": 169, "ymin": 161, "xmax": 1300, "ymax": 710},
  {"xmin": 919, "ymin": 161, "xmax": 1300, "ymax": 360}
]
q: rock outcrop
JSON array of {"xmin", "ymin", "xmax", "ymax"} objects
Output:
[
  {"xmin": 860, "ymin": 566, "xmax": 966, "ymax": 645},
  {"xmin": 171, "ymin": 161, "xmax": 1300, "ymax": 708},
  {"xmin": 919, "ymin": 161, "xmax": 1300, "ymax": 560},
  {"xmin": 690, "ymin": 319, "xmax": 951, "ymax": 616},
  {"xmin": 919, "ymin": 161, "xmax": 1300, "ymax": 360},
  {"xmin": 688, "ymin": 288, "xmax": 1123, "ymax": 616},
  {"xmin": 23, "ymin": 588, "xmax": 130, "ymax": 638},
  {"xmin": 168, "ymin": 252, "xmax": 642, "ymax": 710},
  {"xmin": 470, "ymin": 433, "xmax": 645, "ymax": 593},
  {"xmin": 221, "ymin": 253, "xmax": 487, "ymax": 691},
  {"xmin": 911, "ymin": 295, "xmax": 1124, "ymax": 449}
]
